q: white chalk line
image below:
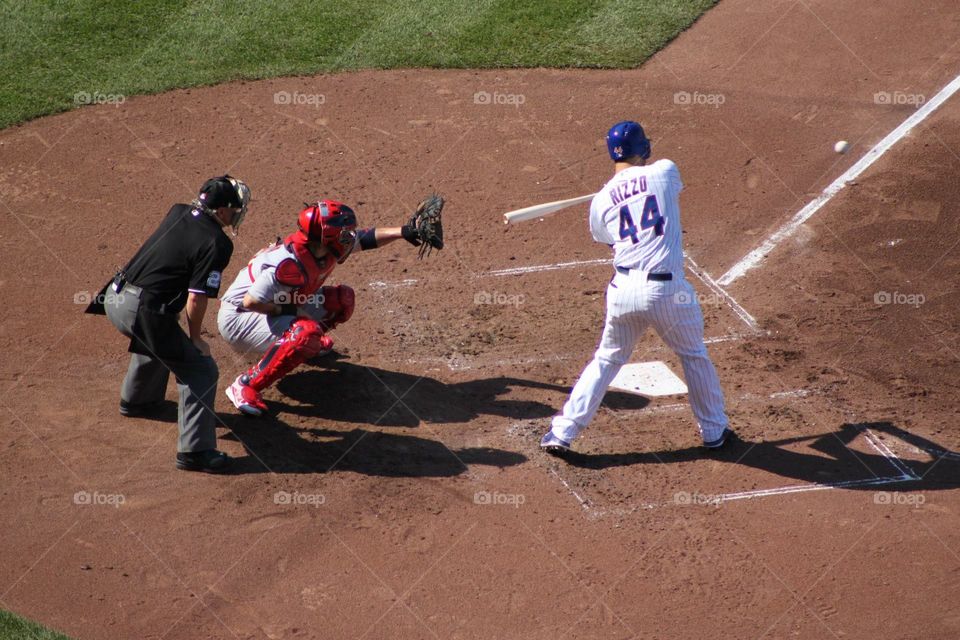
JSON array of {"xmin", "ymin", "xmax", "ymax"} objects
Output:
[
  {"xmin": 368, "ymin": 278, "xmax": 417, "ymax": 289},
  {"xmin": 533, "ymin": 422, "xmax": 920, "ymax": 514},
  {"xmin": 645, "ymin": 388, "xmax": 814, "ymax": 415},
  {"xmin": 712, "ymin": 474, "xmax": 914, "ymax": 503},
  {"xmin": 370, "ymin": 256, "xmax": 761, "ymax": 334},
  {"xmin": 407, "ymin": 353, "xmax": 575, "ymax": 372},
  {"xmin": 885, "ymin": 439, "xmax": 960, "ymax": 462},
  {"xmin": 675, "ymin": 427, "xmax": 918, "ymax": 505},
  {"xmin": 548, "ymin": 468, "xmax": 591, "ymax": 511},
  {"xmin": 684, "ymin": 254, "xmax": 760, "ymax": 332},
  {"xmin": 862, "ymin": 429, "xmax": 921, "ymax": 480},
  {"xmin": 703, "ymin": 333, "xmax": 750, "ymax": 345},
  {"xmin": 408, "ymin": 333, "xmax": 745, "ymax": 372},
  {"xmin": 602, "ymin": 473, "xmax": 914, "ymax": 512},
  {"xmin": 719, "ymin": 72, "xmax": 960, "ymax": 286},
  {"xmin": 769, "ymin": 389, "xmax": 810, "ymax": 399},
  {"xmin": 365, "ymin": 259, "xmax": 610, "ymax": 288},
  {"xmin": 488, "ymin": 258, "xmax": 611, "ymax": 277},
  {"xmin": 504, "ymin": 421, "xmax": 594, "ymax": 512}
]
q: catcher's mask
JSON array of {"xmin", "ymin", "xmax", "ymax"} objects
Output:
[
  {"xmin": 297, "ymin": 200, "xmax": 358, "ymax": 264},
  {"xmin": 194, "ymin": 175, "xmax": 251, "ymax": 235},
  {"xmin": 606, "ymin": 121, "xmax": 651, "ymax": 162}
]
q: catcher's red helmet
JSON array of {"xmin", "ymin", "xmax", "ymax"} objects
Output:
[{"xmin": 297, "ymin": 200, "xmax": 358, "ymax": 263}]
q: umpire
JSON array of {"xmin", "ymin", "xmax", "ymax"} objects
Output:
[{"xmin": 86, "ymin": 175, "xmax": 250, "ymax": 473}]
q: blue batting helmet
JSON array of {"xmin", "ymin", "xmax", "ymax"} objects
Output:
[{"xmin": 606, "ymin": 121, "xmax": 651, "ymax": 162}]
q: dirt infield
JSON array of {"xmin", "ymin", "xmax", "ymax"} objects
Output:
[{"xmin": 2, "ymin": 0, "xmax": 960, "ymax": 638}]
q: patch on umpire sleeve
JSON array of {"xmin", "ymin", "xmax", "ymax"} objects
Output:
[{"xmin": 206, "ymin": 271, "xmax": 222, "ymax": 289}]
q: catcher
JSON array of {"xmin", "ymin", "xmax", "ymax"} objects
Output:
[{"xmin": 218, "ymin": 195, "xmax": 443, "ymax": 416}]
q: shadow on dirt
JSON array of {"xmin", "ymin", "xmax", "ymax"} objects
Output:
[
  {"xmin": 223, "ymin": 417, "xmax": 528, "ymax": 476},
  {"xmin": 219, "ymin": 357, "xmax": 647, "ymax": 476},
  {"xmin": 555, "ymin": 422, "xmax": 960, "ymax": 491},
  {"xmin": 274, "ymin": 355, "xmax": 650, "ymax": 426}
]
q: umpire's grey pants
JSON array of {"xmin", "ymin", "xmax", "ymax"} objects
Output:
[{"xmin": 105, "ymin": 289, "xmax": 219, "ymax": 453}]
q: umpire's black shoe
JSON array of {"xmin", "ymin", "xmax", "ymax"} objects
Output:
[
  {"xmin": 176, "ymin": 449, "xmax": 232, "ymax": 474},
  {"xmin": 119, "ymin": 399, "xmax": 164, "ymax": 417}
]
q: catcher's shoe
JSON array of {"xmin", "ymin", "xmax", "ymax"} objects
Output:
[
  {"xmin": 225, "ymin": 375, "xmax": 268, "ymax": 417},
  {"xmin": 703, "ymin": 428, "xmax": 734, "ymax": 450},
  {"xmin": 540, "ymin": 431, "xmax": 572, "ymax": 455},
  {"xmin": 315, "ymin": 335, "xmax": 334, "ymax": 358},
  {"xmin": 176, "ymin": 449, "xmax": 231, "ymax": 474}
]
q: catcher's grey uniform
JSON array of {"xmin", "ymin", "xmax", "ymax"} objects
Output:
[{"xmin": 218, "ymin": 242, "xmax": 337, "ymax": 354}]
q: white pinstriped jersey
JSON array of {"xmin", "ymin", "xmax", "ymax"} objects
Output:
[
  {"xmin": 589, "ymin": 159, "xmax": 684, "ymax": 274},
  {"xmin": 549, "ymin": 157, "xmax": 728, "ymax": 447}
]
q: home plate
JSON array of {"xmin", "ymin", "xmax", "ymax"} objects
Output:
[{"xmin": 608, "ymin": 361, "xmax": 687, "ymax": 397}]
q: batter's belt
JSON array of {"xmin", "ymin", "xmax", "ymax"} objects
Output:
[{"xmin": 615, "ymin": 266, "xmax": 672, "ymax": 281}]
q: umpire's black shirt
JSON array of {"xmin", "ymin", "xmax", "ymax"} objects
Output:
[{"xmin": 123, "ymin": 204, "xmax": 233, "ymax": 313}]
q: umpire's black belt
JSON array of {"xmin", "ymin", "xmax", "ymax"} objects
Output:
[
  {"xmin": 615, "ymin": 266, "xmax": 672, "ymax": 281},
  {"xmin": 113, "ymin": 275, "xmax": 175, "ymax": 314}
]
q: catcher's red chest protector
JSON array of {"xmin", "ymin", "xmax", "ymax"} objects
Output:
[
  {"xmin": 245, "ymin": 240, "xmax": 336, "ymax": 298},
  {"xmin": 278, "ymin": 235, "xmax": 337, "ymax": 296}
]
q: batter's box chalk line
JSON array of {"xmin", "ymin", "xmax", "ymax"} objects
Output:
[
  {"xmin": 407, "ymin": 352, "xmax": 576, "ymax": 372},
  {"xmin": 372, "ymin": 254, "xmax": 763, "ymax": 353},
  {"xmin": 643, "ymin": 387, "xmax": 816, "ymax": 416},
  {"xmin": 509, "ymin": 420, "xmax": 921, "ymax": 516},
  {"xmin": 718, "ymin": 72, "xmax": 960, "ymax": 286}
]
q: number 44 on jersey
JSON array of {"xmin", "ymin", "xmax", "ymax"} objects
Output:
[{"xmin": 618, "ymin": 195, "xmax": 663, "ymax": 243}]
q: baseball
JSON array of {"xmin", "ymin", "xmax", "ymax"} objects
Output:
[{"xmin": 834, "ymin": 140, "xmax": 850, "ymax": 154}]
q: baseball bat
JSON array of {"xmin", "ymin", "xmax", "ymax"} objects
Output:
[{"xmin": 503, "ymin": 193, "xmax": 596, "ymax": 225}]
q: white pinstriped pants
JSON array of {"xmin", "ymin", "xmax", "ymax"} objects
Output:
[{"xmin": 551, "ymin": 270, "xmax": 728, "ymax": 444}]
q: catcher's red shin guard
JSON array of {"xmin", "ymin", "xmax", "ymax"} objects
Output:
[
  {"xmin": 321, "ymin": 285, "xmax": 355, "ymax": 329},
  {"xmin": 243, "ymin": 319, "xmax": 333, "ymax": 392}
]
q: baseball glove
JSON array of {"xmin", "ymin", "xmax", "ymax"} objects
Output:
[{"xmin": 402, "ymin": 194, "xmax": 444, "ymax": 258}]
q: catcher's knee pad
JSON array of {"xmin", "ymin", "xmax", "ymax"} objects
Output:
[
  {"xmin": 245, "ymin": 319, "xmax": 330, "ymax": 391},
  {"xmin": 321, "ymin": 285, "xmax": 355, "ymax": 326},
  {"xmin": 287, "ymin": 318, "xmax": 328, "ymax": 358}
]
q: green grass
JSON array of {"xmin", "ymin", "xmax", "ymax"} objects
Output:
[
  {"xmin": 0, "ymin": 0, "xmax": 716, "ymax": 129},
  {"xmin": 0, "ymin": 609, "xmax": 72, "ymax": 640}
]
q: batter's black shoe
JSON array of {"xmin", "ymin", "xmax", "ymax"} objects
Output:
[
  {"xmin": 119, "ymin": 399, "xmax": 165, "ymax": 417},
  {"xmin": 703, "ymin": 428, "xmax": 735, "ymax": 450},
  {"xmin": 176, "ymin": 449, "xmax": 232, "ymax": 474}
]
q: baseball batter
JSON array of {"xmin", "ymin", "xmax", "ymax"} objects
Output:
[
  {"xmin": 540, "ymin": 121, "xmax": 731, "ymax": 455},
  {"xmin": 219, "ymin": 196, "xmax": 443, "ymax": 416}
]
